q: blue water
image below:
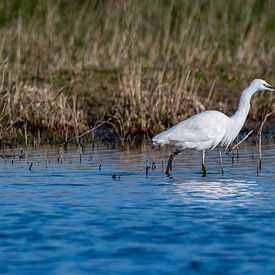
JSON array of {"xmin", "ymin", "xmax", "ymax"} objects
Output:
[{"xmin": 0, "ymin": 144, "xmax": 274, "ymax": 274}]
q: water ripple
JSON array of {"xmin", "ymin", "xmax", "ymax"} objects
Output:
[{"xmin": 0, "ymin": 144, "xmax": 275, "ymax": 274}]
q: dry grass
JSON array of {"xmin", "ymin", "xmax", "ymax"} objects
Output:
[
  {"xmin": 0, "ymin": 62, "xmax": 87, "ymax": 144},
  {"xmin": 0, "ymin": 0, "xmax": 274, "ymax": 144},
  {"xmin": 112, "ymin": 61, "xmax": 205, "ymax": 142}
]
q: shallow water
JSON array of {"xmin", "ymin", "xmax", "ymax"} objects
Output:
[{"xmin": 0, "ymin": 144, "xmax": 274, "ymax": 274}]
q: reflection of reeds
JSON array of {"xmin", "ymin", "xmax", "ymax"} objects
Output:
[{"xmin": 0, "ymin": 1, "xmax": 274, "ymax": 143}]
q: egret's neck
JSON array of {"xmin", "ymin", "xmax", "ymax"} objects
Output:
[{"xmin": 230, "ymin": 86, "xmax": 258, "ymax": 126}]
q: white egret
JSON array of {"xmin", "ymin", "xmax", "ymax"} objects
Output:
[{"xmin": 152, "ymin": 79, "xmax": 275, "ymax": 175}]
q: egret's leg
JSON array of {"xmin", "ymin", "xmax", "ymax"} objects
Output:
[
  {"xmin": 166, "ymin": 149, "xmax": 181, "ymax": 174},
  {"xmin": 202, "ymin": 150, "xmax": 207, "ymax": 176}
]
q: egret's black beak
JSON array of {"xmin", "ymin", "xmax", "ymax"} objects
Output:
[{"xmin": 264, "ymin": 83, "xmax": 275, "ymax": 90}]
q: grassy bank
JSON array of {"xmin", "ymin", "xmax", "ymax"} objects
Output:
[{"xmin": 0, "ymin": 0, "xmax": 274, "ymax": 145}]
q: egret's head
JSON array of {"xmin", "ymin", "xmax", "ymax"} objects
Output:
[{"xmin": 250, "ymin": 79, "xmax": 275, "ymax": 91}]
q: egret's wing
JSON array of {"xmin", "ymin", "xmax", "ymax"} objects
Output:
[
  {"xmin": 153, "ymin": 111, "xmax": 227, "ymax": 149},
  {"xmin": 170, "ymin": 114, "xmax": 224, "ymax": 141}
]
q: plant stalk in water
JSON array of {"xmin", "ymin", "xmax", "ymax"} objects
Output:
[{"xmin": 257, "ymin": 111, "xmax": 274, "ymax": 171}]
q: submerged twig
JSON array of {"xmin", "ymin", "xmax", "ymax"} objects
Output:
[
  {"xmin": 257, "ymin": 111, "xmax": 274, "ymax": 135},
  {"xmin": 152, "ymin": 160, "xmax": 156, "ymax": 171},
  {"xmin": 146, "ymin": 159, "xmax": 149, "ymax": 177},
  {"xmin": 59, "ymin": 118, "xmax": 111, "ymax": 146},
  {"xmin": 257, "ymin": 111, "xmax": 274, "ymax": 171},
  {"xmin": 219, "ymin": 151, "xmax": 224, "ymax": 175},
  {"xmin": 230, "ymin": 130, "xmax": 253, "ymax": 150}
]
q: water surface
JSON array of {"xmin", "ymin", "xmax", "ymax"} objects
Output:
[{"xmin": 0, "ymin": 144, "xmax": 274, "ymax": 274}]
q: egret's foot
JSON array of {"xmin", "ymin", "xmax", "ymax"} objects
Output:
[{"xmin": 202, "ymin": 163, "xmax": 207, "ymax": 177}]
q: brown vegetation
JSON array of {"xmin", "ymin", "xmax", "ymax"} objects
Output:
[{"xmin": 0, "ymin": 1, "xmax": 274, "ymax": 144}]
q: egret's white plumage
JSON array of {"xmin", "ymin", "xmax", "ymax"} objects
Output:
[
  {"xmin": 153, "ymin": 110, "xmax": 228, "ymax": 150},
  {"xmin": 152, "ymin": 79, "xmax": 275, "ymax": 174}
]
